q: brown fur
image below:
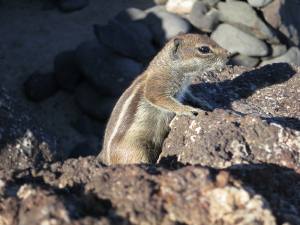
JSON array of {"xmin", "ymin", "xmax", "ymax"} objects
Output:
[{"xmin": 98, "ymin": 34, "xmax": 230, "ymax": 165}]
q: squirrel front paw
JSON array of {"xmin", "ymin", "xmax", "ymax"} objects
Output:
[{"xmin": 178, "ymin": 106, "xmax": 204, "ymax": 117}]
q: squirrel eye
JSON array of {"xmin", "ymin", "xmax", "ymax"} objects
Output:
[{"xmin": 198, "ymin": 46, "xmax": 211, "ymax": 54}]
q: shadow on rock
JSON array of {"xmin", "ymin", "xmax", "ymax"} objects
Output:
[
  {"xmin": 192, "ymin": 63, "xmax": 296, "ymax": 108},
  {"xmin": 264, "ymin": 116, "xmax": 300, "ymax": 131},
  {"xmin": 191, "ymin": 63, "xmax": 299, "ymax": 130}
]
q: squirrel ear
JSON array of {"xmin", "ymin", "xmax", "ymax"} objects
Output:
[{"xmin": 172, "ymin": 38, "xmax": 182, "ymax": 60}]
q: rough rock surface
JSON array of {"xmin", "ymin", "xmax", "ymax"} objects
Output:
[
  {"xmin": 161, "ymin": 64, "xmax": 300, "ymax": 170},
  {"xmin": 0, "ymin": 157, "xmax": 278, "ymax": 225},
  {"xmin": 1, "ymin": 64, "xmax": 300, "ymax": 224},
  {"xmin": 161, "ymin": 110, "xmax": 300, "ymax": 169}
]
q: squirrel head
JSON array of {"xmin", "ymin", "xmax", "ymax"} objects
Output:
[{"xmin": 168, "ymin": 33, "xmax": 231, "ymax": 76}]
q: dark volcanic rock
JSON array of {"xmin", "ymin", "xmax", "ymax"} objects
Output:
[
  {"xmin": 191, "ymin": 63, "xmax": 300, "ymax": 120},
  {"xmin": 57, "ymin": 0, "xmax": 89, "ymax": 12},
  {"xmin": 23, "ymin": 72, "xmax": 59, "ymax": 102},
  {"xmin": 71, "ymin": 114, "xmax": 105, "ymax": 137},
  {"xmin": 75, "ymin": 41, "xmax": 143, "ymax": 97},
  {"xmin": 54, "ymin": 50, "xmax": 82, "ymax": 92},
  {"xmin": 160, "ymin": 63, "xmax": 300, "ymax": 169},
  {"xmin": 86, "ymin": 165, "xmax": 275, "ymax": 225},
  {"xmin": 94, "ymin": 19, "xmax": 156, "ymax": 62},
  {"xmin": 161, "ymin": 110, "xmax": 300, "ymax": 170},
  {"xmin": 0, "ymin": 157, "xmax": 278, "ymax": 225},
  {"xmin": 68, "ymin": 136, "xmax": 100, "ymax": 158},
  {"xmin": 75, "ymin": 82, "xmax": 117, "ymax": 121}
]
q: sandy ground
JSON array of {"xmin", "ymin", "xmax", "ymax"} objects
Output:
[{"xmin": 0, "ymin": 0, "xmax": 154, "ymax": 155}]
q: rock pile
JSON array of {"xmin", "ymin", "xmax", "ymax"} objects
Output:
[{"xmin": 165, "ymin": 0, "xmax": 300, "ymax": 67}]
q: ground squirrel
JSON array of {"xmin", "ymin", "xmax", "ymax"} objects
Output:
[{"xmin": 98, "ymin": 33, "xmax": 230, "ymax": 165}]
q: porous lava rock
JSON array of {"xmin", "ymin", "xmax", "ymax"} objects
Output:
[{"xmin": 1, "ymin": 65, "xmax": 300, "ymax": 225}]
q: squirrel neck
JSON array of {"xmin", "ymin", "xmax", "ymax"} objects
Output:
[{"xmin": 146, "ymin": 50, "xmax": 199, "ymax": 90}]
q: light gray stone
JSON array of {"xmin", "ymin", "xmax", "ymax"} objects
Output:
[
  {"xmin": 154, "ymin": 0, "xmax": 168, "ymax": 5},
  {"xmin": 271, "ymin": 44, "xmax": 287, "ymax": 57},
  {"xmin": 260, "ymin": 47, "xmax": 300, "ymax": 66},
  {"xmin": 201, "ymin": 0, "xmax": 221, "ymax": 7},
  {"xmin": 211, "ymin": 24, "xmax": 269, "ymax": 56},
  {"xmin": 230, "ymin": 54, "xmax": 260, "ymax": 67},
  {"xmin": 190, "ymin": 1, "xmax": 208, "ymax": 18},
  {"xmin": 189, "ymin": 7, "xmax": 220, "ymax": 32},
  {"xmin": 247, "ymin": 0, "xmax": 272, "ymax": 8},
  {"xmin": 166, "ymin": 0, "xmax": 198, "ymax": 14},
  {"xmin": 114, "ymin": 7, "xmax": 147, "ymax": 22},
  {"xmin": 145, "ymin": 5, "xmax": 166, "ymax": 13},
  {"xmin": 262, "ymin": 44, "xmax": 288, "ymax": 60},
  {"xmin": 218, "ymin": 1, "xmax": 275, "ymax": 41},
  {"xmin": 144, "ymin": 10, "xmax": 191, "ymax": 46}
]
